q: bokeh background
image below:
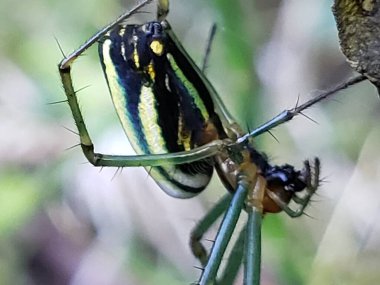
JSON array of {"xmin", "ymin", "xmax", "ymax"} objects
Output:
[{"xmin": 1, "ymin": 0, "xmax": 380, "ymax": 284}]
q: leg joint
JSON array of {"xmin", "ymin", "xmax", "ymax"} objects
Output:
[{"xmin": 81, "ymin": 143, "xmax": 101, "ymax": 166}]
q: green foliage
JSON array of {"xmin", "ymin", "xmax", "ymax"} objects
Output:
[{"xmin": 1, "ymin": 0, "xmax": 379, "ymax": 284}]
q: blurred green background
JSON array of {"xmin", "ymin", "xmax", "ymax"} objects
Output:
[{"xmin": 1, "ymin": 0, "xmax": 380, "ymax": 284}]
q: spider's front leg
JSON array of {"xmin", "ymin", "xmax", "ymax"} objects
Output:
[
  {"xmin": 58, "ymin": 0, "xmax": 227, "ymax": 168},
  {"xmin": 59, "ymin": 51, "xmax": 225, "ymax": 167},
  {"xmin": 58, "ymin": 0, "xmax": 152, "ymax": 166}
]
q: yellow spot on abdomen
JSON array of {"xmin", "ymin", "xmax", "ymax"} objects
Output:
[
  {"xmin": 150, "ymin": 40, "xmax": 164, "ymax": 56},
  {"xmin": 133, "ymin": 48, "xmax": 140, "ymax": 68},
  {"xmin": 147, "ymin": 63, "xmax": 156, "ymax": 81}
]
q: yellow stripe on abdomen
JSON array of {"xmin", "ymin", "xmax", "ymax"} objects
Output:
[
  {"xmin": 138, "ymin": 86, "xmax": 167, "ymax": 154},
  {"xmin": 101, "ymin": 38, "xmax": 144, "ymax": 154}
]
